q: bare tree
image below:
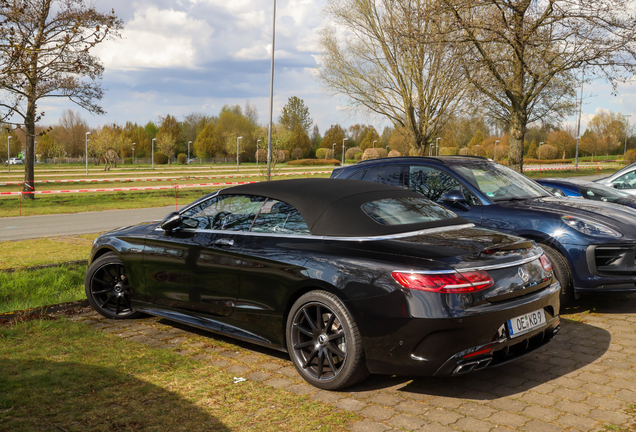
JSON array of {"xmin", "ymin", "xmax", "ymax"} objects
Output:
[
  {"xmin": 317, "ymin": 0, "xmax": 470, "ymax": 154},
  {"xmin": 0, "ymin": 0, "xmax": 122, "ymax": 198},
  {"xmin": 439, "ymin": 0, "xmax": 636, "ymax": 172}
]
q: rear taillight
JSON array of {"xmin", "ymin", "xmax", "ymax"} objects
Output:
[
  {"xmin": 539, "ymin": 254, "xmax": 553, "ymax": 272},
  {"xmin": 391, "ymin": 270, "xmax": 494, "ymax": 293}
]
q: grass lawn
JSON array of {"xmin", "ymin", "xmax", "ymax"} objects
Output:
[
  {"xmin": 0, "ymin": 233, "xmax": 97, "ymax": 269},
  {"xmin": 0, "ymin": 319, "xmax": 358, "ymax": 431}
]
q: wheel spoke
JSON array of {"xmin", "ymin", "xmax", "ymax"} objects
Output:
[
  {"xmin": 294, "ymin": 323, "xmax": 313, "ymax": 337},
  {"xmin": 293, "ymin": 340, "xmax": 315, "ymax": 349},
  {"xmin": 92, "ymin": 289, "xmax": 110, "ymax": 295},
  {"xmin": 115, "ymin": 296, "xmax": 121, "ymax": 315},
  {"xmin": 302, "ymin": 308, "xmax": 318, "ymax": 331},
  {"xmin": 101, "ymin": 271, "xmax": 115, "ymax": 282},
  {"xmin": 327, "ymin": 342, "xmax": 346, "ymax": 359},
  {"xmin": 123, "ymin": 295, "xmax": 133, "ymax": 310},
  {"xmin": 316, "ymin": 350, "xmax": 324, "ymax": 378},
  {"xmin": 303, "ymin": 347, "xmax": 319, "ymax": 368},
  {"xmin": 326, "ymin": 351, "xmax": 338, "ymax": 374},
  {"xmin": 328, "ymin": 331, "xmax": 345, "ymax": 341},
  {"xmin": 325, "ymin": 312, "xmax": 336, "ymax": 332},
  {"xmin": 100, "ymin": 293, "xmax": 114, "ymax": 308},
  {"xmin": 93, "ymin": 277, "xmax": 111, "ymax": 286},
  {"xmin": 316, "ymin": 305, "xmax": 322, "ymax": 331}
]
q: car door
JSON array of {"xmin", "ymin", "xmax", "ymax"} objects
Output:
[
  {"xmin": 141, "ymin": 194, "xmax": 266, "ymax": 317},
  {"xmin": 405, "ymin": 165, "xmax": 484, "ymax": 225}
]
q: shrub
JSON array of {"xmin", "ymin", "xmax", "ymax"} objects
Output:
[
  {"xmin": 625, "ymin": 150, "xmax": 636, "ymax": 165},
  {"xmin": 523, "ymin": 158, "xmax": 573, "ymax": 164},
  {"xmin": 354, "ymin": 153, "xmax": 363, "ymax": 162},
  {"xmin": 459, "ymin": 148, "xmax": 470, "ymax": 156},
  {"xmin": 256, "ymin": 148, "xmax": 267, "ymax": 162},
  {"xmin": 346, "ymin": 147, "xmax": 362, "ymax": 160},
  {"xmin": 287, "ymin": 159, "xmax": 341, "ymax": 166},
  {"xmin": 537, "ymin": 144, "xmax": 557, "ymax": 160},
  {"xmin": 291, "ymin": 147, "xmax": 304, "ymax": 160},
  {"xmin": 388, "ymin": 150, "xmax": 401, "ymax": 157},
  {"xmin": 362, "ymin": 148, "xmax": 379, "ymax": 160},
  {"xmin": 273, "ymin": 149, "xmax": 285, "ymax": 163},
  {"xmin": 282, "ymin": 150, "xmax": 290, "ymax": 162},
  {"xmin": 315, "ymin": 148, "xmax": 331, "ymax": 159},
  {"xmin": 154, "ymin": 152, "xmax": 168, "ymax": 164},
  {"xmin": 472, "ymin": 145, "xmax": 485, "ymax": 157},
  {"xmin": 177, "ymin": 153, "xmax": 187, "ymax": 164},
  {"xmin": 439, "ymin": 147, "xmax": 458, "ymax": 156},
  {"xmin": 376, "ymin": 148, "xmax": 388, "ymax": 158},
  {"xmin": 492, "ymin": 145, "xmax": 509, "ymax": 161}
]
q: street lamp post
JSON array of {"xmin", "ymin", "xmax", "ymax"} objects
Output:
[
  {"xmin": 342, "ymin": 138, "xmax": 348, "ymax": 165},
  {"xmin": 256, "ymin": 139, "xmax": 261, "ymax": 166},
  {"xmin": 266, "ymin": 0, "xmax": 277, "ymax": 181},
  {"xmin": 624, "ymin": 115, "xmax": 632, "ymax": 154},
  {"xmin": 152, "ymin": 138, "xmax": 156, "ymax": 170},
  {"xmin": 494, "ymin": 140, "xmax": 500, "ymax": 161},
  {"xmin": 7, "ymin": 135, "xmax": 11, "ymax": 173},
  {"xmin": 539, "ymin": 142, "xmax": 545, "ymax": 160},
  {"xmin": 237, "ymin": 136, "xmax": 243, "ymax": 172},
  {"xmin": 373, "ymin": 140, "xmax": 377, "ymax": 148},
  {"xmin": 436, "ymin": 137, "xmax": 441, "ymax": 156},
  {"xmin": 386, "ymin": 145, "xmax": 389, "ymax": 153},
  {"xmin": 132, "ymin": 143, "xmax": 135, "ymax": 165},
  {"xmin": 85, "ymin": 132, "xmax": 90, "ymax": 176},
  {"xmin": 332, "ymin": 143, "xmax": 336, "ymax": 160},
  {"xmin": 188, "ymin": 141, "xmax": 192, "ymax": 165}
]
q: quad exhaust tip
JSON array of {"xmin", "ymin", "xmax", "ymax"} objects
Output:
[{"xmin": 453, "ymin": 358, "xmax": 492, "ymax": 375}]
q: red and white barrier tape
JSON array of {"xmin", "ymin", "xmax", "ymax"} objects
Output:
[
  {"xmin": 0, "ymin": 181, "xmax": 258, "ymax": 196},
  {"xmin": 0, "ymin": 170, "xmax": 331, "ymax": 186}
]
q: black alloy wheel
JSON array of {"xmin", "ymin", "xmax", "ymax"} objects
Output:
[
  {"xmin": 286, "ymin": 291, "xmax": 369, "ymax": 390},
  {"xmin": 85, "ymin": 252, "xmax": 143, "ymax": 319}
]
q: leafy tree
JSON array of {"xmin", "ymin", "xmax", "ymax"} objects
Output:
[
  {"xmin": 0, "ymin": 126, "xmax": 22, "ymax": 160},
  {"xmin": 144, "ymin": 122, "xmax": 158, "ymax": 140},
  {"xmin": 440, "ymin": 129, "xmax": 458, "ymax": 148},
  {"xmin": 88, "ymin": 125, "xmax": 128, "ymax": 170},
  {"xmin": 321, "ymin": 124, "xmax": 347, "ymax": 159},
  {"xmin": 0, "ymin": 0, "xmax": 122, "ymax": 198},
  {"xmin": 279, "ymin": 96, "xmax": 313, "ymax": 133},
  {"xmin": 526, "ymin": 141, "xmax": 538, "ymax": 158},
  {"xmin": 289, "ymin": 124, "xmax": 311, "ymax": 156},
  {"xmin": 193, "ymin": 122, "xmax": 223, "ymax": 158},
  {"xmin": 36, "ymin": 132, "xmax": 56, "ymax": 159},
  {"xmin": 468, "ymin": 130, "xmax": 484, "ymax": 148},
  {"xmin": 155, "ymin": 133, "xmax": 178, "ymax": 165},
  {"xmin": 122, "ymin": 122, "xmax": 150, "ymax": 158},
  {"xmin": 547, "ymin": 130, "xmax": 576, "ymax": 159},
  {"xmin": 388, "ymin": 127, "xmax": 411, "ymax": 155},
  {"xmin": 359, "ymin": 127, "xmax": 381, "ymax": 151}
]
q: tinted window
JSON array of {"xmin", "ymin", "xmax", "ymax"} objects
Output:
[
  {"xmin": 347, "ymin": 169, "xmax": 366, "ymax": 180},
  {"xmin": 362, "ymin": 165, "xmax": 403, "ymax": 187},
  {"xmin": 542, "ymin": 185, "xmax": 567, "ymax": 197},
  {"xmin": 361, "ymin": 197, "xmax": 457, "ymax": 226},
  {"xmin": 579, "ymin": 183, "xmax": 630, "ymax": 202},
  {"xmin": 181, "ymin": 194, "xmax": 265, "ymax": 231},
  {"xmin": 408, "ymin": 166, "xmax": 480, "ymax": 205},
  {"xmin": 251, "ymin": 199, "xmax": 311, "ymax": 235}
]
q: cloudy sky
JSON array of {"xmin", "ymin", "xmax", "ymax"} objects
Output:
[{"xmin": 39, "ymin": 0, "xmax": 636, "ymax": 135}]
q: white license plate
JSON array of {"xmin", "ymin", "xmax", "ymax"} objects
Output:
[{"xmin": 507, "ymin": 309, "xmax": 546, "ymax": 338}]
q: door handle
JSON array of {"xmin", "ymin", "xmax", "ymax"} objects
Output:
[{"xmin": 213, "ymin": 238, "xmax": 234, "ymax": 247}]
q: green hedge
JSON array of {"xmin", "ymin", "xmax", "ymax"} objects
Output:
[{"xmin": 287, "ymin": 159, "xmax": 341, "ymax": 166}]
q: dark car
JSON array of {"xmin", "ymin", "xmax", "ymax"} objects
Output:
[
  {"xmin": 85, "ymin": 178, "xmax": 560, "ymax": 390},
  {"xmin": 331, "ymin": 156, "xmax": 636, "ymax": 303},
  {"xmin": 537, "ymin": 178, "xmax": 636, "ymax": 209}
]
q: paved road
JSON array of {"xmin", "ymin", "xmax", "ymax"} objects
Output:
[{"xmin": 0, "ymin": 206, "xmax": 180, "ymax": 241}]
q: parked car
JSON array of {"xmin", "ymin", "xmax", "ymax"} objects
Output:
[
  {"xmin": 537, "ymin": 178, "xmax": 636, "ymax": 209},
  {"xmin": 4, "ymin": 158, "xmax": 23, "ymax": 165},
  {"xmin": 331, "ymin": 156, "xmax": 636, "ymax": 304},
  {"xmin": 594, "ymin": 162, "xmax": 636, "ymax": 194},
  {"xmin": 85, "ymin": 178, "xmax": 560, "ymax": 390}
]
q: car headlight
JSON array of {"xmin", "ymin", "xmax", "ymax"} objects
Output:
[{"xmin": 561, "ymin": 216, "xmax": 622, "ymax": 237}]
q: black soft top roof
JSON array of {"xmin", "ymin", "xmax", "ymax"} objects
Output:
[{"xmin": 218, "ymin": 178, "xmax": 467, "ymax": 237}]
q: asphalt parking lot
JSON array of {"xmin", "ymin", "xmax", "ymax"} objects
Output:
[{"xmin": 71, "ymin": 293, "xmax": 636, "ymax": 432}]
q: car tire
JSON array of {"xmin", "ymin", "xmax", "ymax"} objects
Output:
[
  {"xmin": 286, "ymin": 290, "xmax": 369, "ymax": 390},
  {"xmin": 85, "ymin": 252, "xmax": 144, "ymax": 320},
  {"xmin": 540, "ymin": 244, "xmax": 574, "ymax": 306}
]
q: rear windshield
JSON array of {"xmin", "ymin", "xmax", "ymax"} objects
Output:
[{"xmin": 361, "ymin": 196, "xmax": 457, "ymax": 226}]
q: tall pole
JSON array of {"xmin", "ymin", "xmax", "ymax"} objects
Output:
[
  {"xmin": 624, "ymin": 115, "xmax": 632, "ymax": 154},
  {"xmin": 436, "ymin": 137, "xmax": 441, "ymax": 156},
  {"xmin": 237, "ymin": 136, "xmax": 243, "ymax": 172},
  {"xmin": 256, "ymin": 139, "xmax": 261, "ymax": 166},
  {"xmin": 7, "ymin": 135, "xmax": 11, "ymax": 173},
  {"xmin": 342, "ymin": 138, "xmax": 348, "ymax": 165},
  {"xmin": 266, "ymin": 0, "xmax": 277, "ymax": 181},
  {"xmin": 332, "ymin": 143, "xmax": 336, "ymax": 160},
  {"xmin": 373, "ymin": 140, "xmax": 377, "ymax": 148},
  {"xmin": 188, "ymin": 141, "xmax": 192, "ymax": 165},
  {"xmin": 494, "ymin": 140, "xmax": 500, "ymax": 161},
  {"xmin": 575, "ymin": 67, "xmax": 585, "ymax": 170},
  {"xmin": 132, "ymin": 143, "xmax": 135, "ymax": 164},
  {"xmin": 386, "ymin": 145, "xmax": 389, "ymax": 154},
  {"xmin": 152, "ymin": 138, "xmax": 156, "ymax": 170},
  {"xmin": 85, "ymin": 132, "xmax": 90, "ymax": 176}
]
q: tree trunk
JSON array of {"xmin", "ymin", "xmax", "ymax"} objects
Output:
[
  {"xmin": 508, "ymin": 108, "xmax": 527, "ymax": 173},
  {"xmin": 22, "ymin": 99, "xmax": 37, "ymax": 200}
]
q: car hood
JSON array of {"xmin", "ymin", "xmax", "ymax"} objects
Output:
[{"xmin": 505, "ymin": 196, "xmax": 636, "ymax": 237}]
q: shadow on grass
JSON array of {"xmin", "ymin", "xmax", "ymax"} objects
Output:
[{"xmin": 0, "ymin": 359, "xmax": 230, "ymax": 432}]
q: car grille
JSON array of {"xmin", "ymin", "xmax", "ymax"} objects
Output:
[{"xmin": 590, "ymin": 246, "xmax": 636, "ymax": 277}]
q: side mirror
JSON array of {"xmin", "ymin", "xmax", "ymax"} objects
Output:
[
  {"xmin": 441, "ymin": 190, "xmax": 470, "ymax": 211},
  {"xmin": 160, "ymin": 212, "xmax": 182, "ymax": 231}
]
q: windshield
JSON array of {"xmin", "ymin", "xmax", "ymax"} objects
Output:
[
  {"xmin": 578, "ymin": 183, "xmax": 631, "ymax": 202},
  {"xmin": 449, "ymin": 162, "xmax": 551, "ymax": 202}
]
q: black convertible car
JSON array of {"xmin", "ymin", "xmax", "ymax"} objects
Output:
[{"xmin": 85, "ymin": 179, "xmax": 561, "ymax": 390}]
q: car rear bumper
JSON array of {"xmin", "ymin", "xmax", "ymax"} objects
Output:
[{"xmin": 347, "ymin": 282, "xmax": 560, "ymax": 376}]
